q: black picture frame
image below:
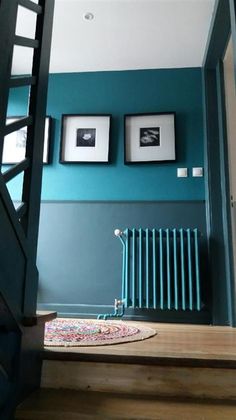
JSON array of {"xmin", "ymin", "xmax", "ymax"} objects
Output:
[
  {"xmin": 124, "ymin": 112, "xmax": 176, "ymax": 164},
  {"xmin": 60, "ymin": 114, "xmax": 112, "ymax": 164},
  {"xmin": 3, "ymin": 115, "xmax": 52, "ymax": 165}
]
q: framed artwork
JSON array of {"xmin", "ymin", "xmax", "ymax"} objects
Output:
[
  {"xmin": 60, "ymin": 114, "xmax": 111, "ymax": 163},
  {"xmin": 124, "ymin": 112, "xmax": 176, "ymax": 164},
  {"xmin": 2, "ymin": 116, "xmax": 51, "ymax": 164}
]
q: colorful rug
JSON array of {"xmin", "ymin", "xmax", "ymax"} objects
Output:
[{"xmin": 44, "ymin": 318, "xmax": 157, "ymax": 347}]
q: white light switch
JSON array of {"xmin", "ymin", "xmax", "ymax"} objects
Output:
[
  {"xmin": 192, "ymin": 167, "xmax": 203, "ymax": 177},
  {"xmin": 177, "ymin": 168, "xmax": 188, "ymax": 178}
]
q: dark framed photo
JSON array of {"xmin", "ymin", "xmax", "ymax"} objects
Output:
[
  {"xmin": 60, "ymin": 114, "xmax": 111, "ymax": 163},
  {"xmin": 3, "ymin": 116, "xmax": 51, "ymax": 164},
  {"xmin": 124, "ymin": 113, "xmax": 176, "ymax": 164}
]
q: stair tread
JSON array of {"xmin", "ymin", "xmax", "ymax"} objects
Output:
[
  {"xmin": 42, "ymin": 321, "xmax": 236, "ymax": 368},
  {"xmin": 15, "ymin": 389, "xmax": 236, "ymax": 420},
  {"xmin": 42, "ymin": 347, "xmax": 236, "ymax": 368}
]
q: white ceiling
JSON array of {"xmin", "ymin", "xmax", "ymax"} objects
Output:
[{"xmin": 13, "ymin": 0, "xmax": 216, "ymax": 74}]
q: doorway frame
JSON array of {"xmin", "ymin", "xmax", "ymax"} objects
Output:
[{"xmin": 203, "ymin": 0, "xmax": 236, "ymax": 325}]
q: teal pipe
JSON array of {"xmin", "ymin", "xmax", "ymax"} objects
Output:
[
  {"xmin": 97, "ymin": 299, "xmax": 125, "ymax": 320},
  {"xmin": 97, "ymin": 229, "xmax": 126, "ymax": 320}
]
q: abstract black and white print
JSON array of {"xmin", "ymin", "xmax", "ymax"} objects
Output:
[
  {"xmin": 140, "ymin": 127, "xmax": 160, "ymax": 147},
  {"xmin": 76, "ymin": 128, "xmax": 96, "ymax": 147}
]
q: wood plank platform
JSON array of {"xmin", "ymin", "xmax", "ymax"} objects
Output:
[
  {"xmin": 15, "ymin": 389, "xmax": 236, "ymax": 420},
  {"xmin": 43, "ymin": 321, "xmax": 236, "ymax": 368},
  {"xmin": 41, "ymin": 360, "xmax": 236, "ymax": 400},
  {"xmin": 41, "ymin": 321, "xmax": 236, "ymax": 400}
]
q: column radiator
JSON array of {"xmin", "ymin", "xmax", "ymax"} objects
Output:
[{"xmin": 98, "ymin": 228, "xmax": 202, "ymax": 319}]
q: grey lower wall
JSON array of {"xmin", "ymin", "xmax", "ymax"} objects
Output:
[{"xmin": 37, "ymin": 201, "xmax": 210, "ymax": 322}]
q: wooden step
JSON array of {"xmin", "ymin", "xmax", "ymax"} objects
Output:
[
  {"xmin": 15, "ymin": 389, "xmax": 236, "ymax": 420},
  {"xmin": 42, "ymin": 321, "xmax": 236, "ymax": 367},
  {"xmin": 41, "ymin": 321, "xmax": 236, "ymax": 401},
  {"xmin": 41, "ymin": 359, "xmax": 236, "ymax": 400}
]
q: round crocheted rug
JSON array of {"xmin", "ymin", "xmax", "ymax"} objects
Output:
[{"xmin": 44, "ymin": 318, "xmax": 157, "ymax": 347}]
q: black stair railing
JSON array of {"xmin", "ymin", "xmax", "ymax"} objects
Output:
[
  {"xmin": 0, "ymin": 0, "xmax": 55, "ymax": 417},
  {"xmin": 0, "ymin": 0, "xmax": 55, "ymax": 316}
]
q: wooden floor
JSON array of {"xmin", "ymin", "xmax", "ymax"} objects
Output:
[
  {"xmin": 16, "ymin": 322, "xmax": 236, "ymax": 418},
  {"xmin": 16, "ymin": 389, "xmax": 236, "ymax": 420},
  {"xmin": 44, "ymin": 321, "xmax": 236, "ymax": 367}
]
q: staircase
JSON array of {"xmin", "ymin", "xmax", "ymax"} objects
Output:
[
  {"xmin": 15, "ymin": 322, "xmax": 236, "ymax": 419},
  {"xmin": 0, "ymin": 1, "xmax": 55, "ymax": 418}
]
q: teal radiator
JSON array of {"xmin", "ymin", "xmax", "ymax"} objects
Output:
[{"xmin": 98, "ymin": 228, "xmax": 201, "ymax": 320}]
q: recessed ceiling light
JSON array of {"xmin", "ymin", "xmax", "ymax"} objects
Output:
[{"xmin": 83, "ymin": 12, "xmax": 94, "ymax": 21}]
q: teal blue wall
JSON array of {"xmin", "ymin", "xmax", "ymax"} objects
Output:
[
  {"xmin": 37, "ymin": 200, "xmax": 209, "ymax": 322},
  {"xmin": 7, "ymin": 68, "xmax": 208, "ymax": 320},
  {"xmin": 7, "ymin": 68, "xmax": 204, "ymax": 200}
]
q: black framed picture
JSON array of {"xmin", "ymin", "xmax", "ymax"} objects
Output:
[
  {"xmin": 3, "ymin": 116, "xmax": 51, "ymax": 164},
  {"xmin": 60, "ymin": 114, "xmax": 111, "ymax": 163},
  {"xmin": 124, "ymin": 113, "xmax": 176, "ymax": 164}
]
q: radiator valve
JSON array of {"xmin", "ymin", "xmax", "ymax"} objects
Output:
[{"xmin": 114, "ymin": 229, "xmax": 123, "ymax": 237}]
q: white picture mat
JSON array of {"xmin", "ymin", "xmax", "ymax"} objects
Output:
[
  {"xmin": 3, "ymin": 117, "xmax": 50, "ymax": 164},
  {"xmin": 61, "ymin": 115, "xmax": 110, "ymax": 162},
  {"xmin": 126, "ymin": 114, "xmax": 175, "ymax": 162}
]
